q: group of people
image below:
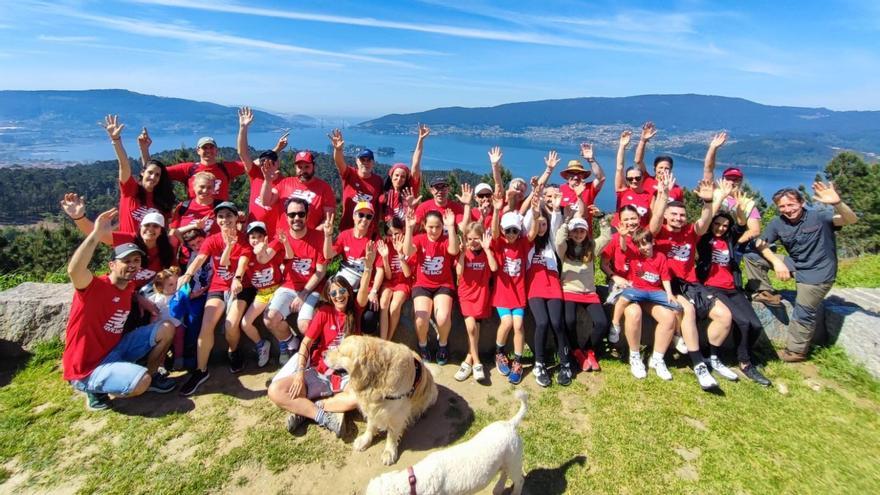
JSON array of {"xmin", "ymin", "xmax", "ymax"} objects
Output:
[{"xmin": 60, "ymin": 112, "xmax": 857, "ymax": 436}]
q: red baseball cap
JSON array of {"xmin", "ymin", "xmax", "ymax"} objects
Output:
[
  {"xmin": 722, "ymin": 167, "xmax": 744, "ymax": 180},
  {"xmin": 294, "ymin": 151, "xmax": 314, "ymax": 164}
]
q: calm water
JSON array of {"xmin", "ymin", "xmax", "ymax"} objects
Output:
[{"xmin": 33, "ymin": 128, "xmax": 822, "ymax": 212}]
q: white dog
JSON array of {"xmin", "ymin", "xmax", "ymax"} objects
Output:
[{"xmin": 365, "ymin": 390, "xmax": 528, "ymax": 495}]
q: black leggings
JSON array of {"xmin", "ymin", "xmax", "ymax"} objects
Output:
[
  {"xmin": 711, "ymin": 288, "xmax": 762, "ymax": 363},
  {"xmin": 564, "ymin": 301, "xmax": 609, "ymax": 353},
  {"xmin": 528, "ymin": 297, "xmax": 569, "ymax": 365}
]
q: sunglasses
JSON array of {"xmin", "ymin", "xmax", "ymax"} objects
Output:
[
  {"xmin": 432, "ymin": 184, "xmax": 449, "ymax": 190},
  {"xmin": 504, "ymin": 227, "xmax": 521, "ymax": 236},
  {"xmin": 476, "ymin": 193, "xmax": 492, "ymax": 199},
  {"xmin": 626, "ymin": 176, "xmax": 643, "ymax": 182},
  {"xmin": 356, "ymin": 212, "xmax": 374, "ymax": 220},
  {"xmin": 359, "ymin": 157, "xmax": 373, "ymax": 162},
  {"xmin": 328, "ymin": 288, "xmax": 349, "ymax": 298},
  {"xmin": 287, "ymin": 211, "xmax": 307, "ymax": 219}
]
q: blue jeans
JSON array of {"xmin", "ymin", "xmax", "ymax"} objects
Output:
[
  {"xmin": 70, "ymin": 321, "xmax": 161, "ymax": 395},
  {"xmin": 620, "ymin": 288, "xmax": 682, "ymax": 312}
]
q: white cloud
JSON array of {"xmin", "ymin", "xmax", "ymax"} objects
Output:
[
  {"xmin": 37, "ymin": 35, "xmax": 99, "ymax": 42},
  {"xmin": 355, "ymin": 47, "xmax": 449, "ymax": 56}
]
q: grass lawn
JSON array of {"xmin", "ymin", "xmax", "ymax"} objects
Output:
[{"xmin": 1, "ymin": 339, "xmax": 879, "ymax": 494}]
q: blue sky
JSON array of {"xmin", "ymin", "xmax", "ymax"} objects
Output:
[{"xmin": 1, "ymin": 0, "xmax": 878, "ymax": 119}]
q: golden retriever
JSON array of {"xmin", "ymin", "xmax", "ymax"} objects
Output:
[{"xmin": 325, "ymin": 335, "xmax": 438, "ymax": 465}]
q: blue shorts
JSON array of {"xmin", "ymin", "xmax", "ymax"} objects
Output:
[
  {"xmin": 620, "ymin": 288, "xmax": 682, "ymax": 312},
  {"xmin": 496, "ymin": 307, "xmax": 525, "ymax": 318},
  {"xmin": 70, "ymin": 321, "xmax": 161, "ymax": 396}
]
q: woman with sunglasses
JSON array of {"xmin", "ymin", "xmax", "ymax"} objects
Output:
[
  {"xmin": 614, "ymin": 130, "xmax": 654, "ymax": 228},
  {"xmin": 404, "ymin": 207, "xmax": 460, "ymax": 365},
  {"xmin": 324, "ymin": 202, "xmax": 383, "ymax": 335},
  {"xmin": 601, "ymin": 205, "xmax": 643, "ymax": 344},
  {"xmin": 491, "ymin": 193, "xmax": 540, "ymax": 385},
  {"xmin": 267, "ymin": 265, "xmax": 373, "ymax": 438},
  {"xmin": 379, "ymin": 124, "xmax": 429, "ymax": 224},
  {"xmin": 176, "ymin": 201, "xmax": 252, "ymax": 396}
]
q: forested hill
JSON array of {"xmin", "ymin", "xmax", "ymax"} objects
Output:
[
  {"xmin": 0, "ymin": 148, "xmax": 482, "ymax": 225},
  {"xmin": 359, "ymin": 94, "xmax": 880, "ymax": 134}
]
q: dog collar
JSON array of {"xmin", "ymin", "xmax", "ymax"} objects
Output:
[
  {"xmin": 407, "ymin": 466, "xmax": 417, "ymax": 495},
  {"xmin": 385, "ymin": 358, "xmax": 422, "ymax": 400}
]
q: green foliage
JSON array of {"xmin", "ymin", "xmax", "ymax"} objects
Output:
[{"xmin": 821, "ymin": 152, "xmax": 880, "ymax": 255}]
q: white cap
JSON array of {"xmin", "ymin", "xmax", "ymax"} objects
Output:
[
  {"xmin": 474, "ymin": 183, "xmax": 493, "ymax": 195},
  {"xmin": 246, "ymin": 221, "xmax": 267, "ymax": 234},
  {"xmin": 500, "ymin": 211, "xmax": 523, "ymax": 231},
  {"xmin": 568, "ymin": 218, "xmax": 589, "ymax": 231},
  {"xmin": 140, "ymin": 211, "xmax": 165, "ymax": 228}
]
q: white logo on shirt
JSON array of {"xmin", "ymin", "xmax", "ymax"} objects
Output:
[
  {"xmin": 104, "ymin": 309, "xmax": 130, "ymax": 334},
  {"xmin": 132, "ymin": 206, "xmax": 159, "ymax": 222},
  {"xmin": 503, "ymin": 257, "xmax": 522, "ymax": 277},
  {"xmin": 216, "ymin": 264, "xmax": 232, "ymax": 281},
  {"xmin": 668, "ymin": 243, "xmax": 692, "ymax": 262},
  {"xmin": 467, "ymin": 261, "xmax": 486, "ymax": 271},
  {"xmin": 290, "ymin": 189, "xmax": 317, "ymax": 203},
  {"xmin": 353, "ymin": 193, "xmax": 373, "ymax": 203},
  {"xmin": 422, "ymin": 256, "xmax": 444, "ymax": 275},
  {"xmin": 291, "ymin": 257, "xmax": 313, "ymax": 275},
  {"xmin": 112, "ymin": 296, "xmax": 120, "ymax": 303},
  {"xmin": 251, "ymin": 267, "xmax": 275, "ymax": 286},
  {"xmin": 712, "ymin": 248, "xmax": 730, "ymax": 265},
  {"xmin": 135, "ymin": 268, "xmax": 156, "ymax": 281},
  {"xmin": 640, "ymin": 271, "xmax": 660, "ymax": 284}
]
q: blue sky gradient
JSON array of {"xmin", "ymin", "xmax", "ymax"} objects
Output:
[{"xmin": 1, "ymin": 0, "xmax": 878, "ymax": 119}]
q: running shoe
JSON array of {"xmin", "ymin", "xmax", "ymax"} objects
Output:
[
  {"xmin": 179, "ymin": 369, "xmax": 210, "ymax": 396},
  {"xmin": 709, "ymin": 356, "xmax": 739, "ymax": 381},
  {"xmin": 508, "ymin": 361, "xmax": 523, "ymax": 384},
  {"xmin": 495, "ymin": 352, "xmax": 511, "ymax": 376},
  {"xmin": 694, "ymin": 362, "xmax": 719, "ymax": 391},
  {"xmin": 454, "ymin": 362, "xmax": 472, "ymax": 381},
  {"xmin": 533, "ymin": 362, "xmax": 551, "ymax": 387},
  {"xmin": 648, "ymin": 355, "xmax": 673, "ymax": 381}
]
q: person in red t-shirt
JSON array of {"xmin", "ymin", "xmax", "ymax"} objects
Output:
[
  {"xmin": 404, "ymin": 207, "xmax": 461, "ymax": 365},
  {"xmin": 176, "ymin": 202, "xmax": 253, "ymax": 396},
  {"xmin": 614, "ymin": 130, "xmax": 654, "ymax": 227},
  {"xmin": 557, "ymin": 146, "xmax": 605, "ymax": 230},
  {"xmin": 239, "ymin": 221, "xmax": 285, "ymax": 369},
  {"xmin": 454, "ymin": 221, "xmax": 498, "ymax": 384},
  {"xmin": 168, "ymin": 171, "xmax": 223, "ymax": 240},
  {"xmin": 375, "ymin": 217, "xmax": 416, "ymax": 342},
  {"xmin": 472, "ymin": 182, "xmax": 496, "ymax": 230},
  {"xmin": 266, "ymin": 273, "xmax": 372, "ymax": 438},
  {"xmin": 328, "ymin": 129, "xmax": 383, "ymax": 233},
  {"xmin": 379, "ymin": 124, "xmax": 429, "ymax": 225},
  {"xmin": 414, "ymin": 177, "xmax": 478, "ymax": 229},
  {"xmin": 490, "ymin": 197, "xmax": 539, "ymax": 386},
  {"xmin": 270, "ymin": 150, "xmax": 337, "ymax": 231},
  {"xmin": 633, "ymin": 121, "xmax": 685, "ymax": 202},
  {"xmin": 600, "ymin": 205, "xmax": 642, "ymax": 343},
  {"xmin": 154, "ymin": 126, "xmax": 245, "ymax": 201},
  {"xmin": 235, "ymin": 108, "xmax": 290, "ymax": 236},
  {"xmin": 101, "ymin": 116, "xmax": 176, "ymax": 234},
  {"xmin": 63, "ymin": 208, "xmax": 176, "ymax": 410}
]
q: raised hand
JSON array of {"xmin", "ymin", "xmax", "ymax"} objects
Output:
[
  {"xmin": 488, "ymin": 146, "xmax": 503, "ymax": 166},
  {"xmin": 137, "ymin": 127, "xmax": 152, "ymax": 148},
  {"xmin": 275, "ymin": 130, "xmax": 289, "ymax": 152},
  {"xmin": 717, "ymin": 178, "xmax": 734, "ymax": 199},
  {"xmin": 812, "ymin": 181, "xmax": 841, "ymax": 205},
  {"xmin": 392, "ymin": 232, "xmax": 405, "ymax": 253},
  {"xmin": 529, "ymin": 176, "xmax": 539, "ymax": 189},
  {"xmin": 94, "ymin": 208, "xmax": 118, "ymax": 234},
  {"xmin": 580, "ymin": 143, "xmax": 594, "ymax": 161},
  {"xmin": 261, "ymin": 154, "xmax": 280, "ymax": 178},
  {"xmin": 222, "ymin": 229, "xmax": 238, "ymax": 246},
  {"xmin": 710, "ymin": 131, "xmax": 727, "ymax": 149},
  {"xmin": 322, "ymin": 212, "xmax": 335, "ymax": 233},
  {"xmin": 238, "ymin": 106, "xmax": 254, "ymax": 127},
  {"xmin": 544, "ymin": 150, "xmax": 560, "ymax": 170},
  {"xmin": 480, "ymin": 231, "xmax": 493, "ymax": 251},
  {"xmin": 405, "ymin": 206, "xmax": 418, "ymax": 229},
  {"xmin": 195, "ymin": 216, "xmax": 209, "ymax": 230},
  {"xmin": 418, "ymin": 123, "xmax": 431, "ymax": 140},
  {"xmin": 619, "ymin": 130, "xmax": 632, "ymax": 148},
  {"xmin": 640, "ymin": 121, "xmax": 657, "ymax": 141},
  {"xmin": 376, "ymin": 239, "xmax": 389, "ymax": 258},
  {"xmin": 328, "ymin": 129, "xmax": 344, "ymax": 150},
  {"xmin": 278, "ymin": 231, "xmax": 288, "ymax": 245},
  {"xmin": 733, "ymin": 190, "xmax": 755, "ymax": 217},
  {"xmin": 60, "ymin": 192, "xmax": 86, "ymax": 219},
  {"xmin": 365, "ymin": 240, "xmax": 377, "ymax": 266},
  {"xmin": 530, "ymin": 191, "xmax": 541, "ymax": 213},
  {"xmin": 695, "ymin": 179, "xmax": 715, "ymax": 202},
  {"xmin": 661, "ymin": 173, "xmax": 677, "ymax": 194},
  {"xmin": 456, "ymin": 183, "xmax": 473, "ymax": 205},
  {"xmin": 492, "ymin": 192, "xmax": 505, "ymax": 211},
  {"xmin": 442, "ymin": 208, "xmax": 456, "ymax": 228},
  {"xmin": 102, "ymin": 115, "xmax": 124, "ymax": 140},
  {"xmin": 588, "ymin": 204, "xmax": 604, "ymax": 219}
]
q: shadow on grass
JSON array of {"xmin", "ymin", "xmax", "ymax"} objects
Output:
[
  {"xmin": 523, "ymin": 455, "xmax": 587, "ymax": 494},
  {"xmin": 112, "ymin": 392, "xmax": 196, "ymax": 416},
  {"xmin": 388, "ymin": 384, "xmax": 474, "ymax": 453}
]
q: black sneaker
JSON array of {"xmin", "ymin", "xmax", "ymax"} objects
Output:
[
  {"xmin": 147, "ymin": 372, "xmax": 176, "ymax": 394},
  {"xmin": 179, "ymin": 369, "xmax": 210, "ymax": 396},
  {"xmin": 286, "ymin": 414, "xmax": 307, "ymax": 435},
  {"xmin": 556, "ymin": 363, "xmax": 573, "ymax": 387},
  {"xmin": 742, "ymin": 364, "xmax": 772, "ymax": 387},
  {"xmin": 85, "ymin": 391, "xmax": 111, "ymax": 411},
  {"xmin": 436, "ymin": 346, "xmax": 449, "ymax": 366},
  {"xmin": 228, "ymin": 349, "xmax": 244, "ymax": 374},
  {"xmin": 418, "ymin": 346, "xmax": 432, "ymax": 363},
  {"xmin": 533, "ymin": 362, "xmax": 551, "ymax": 387}
]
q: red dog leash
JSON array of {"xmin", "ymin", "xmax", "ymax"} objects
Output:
[{"xmin": 407, "ymin": 466, "xmax": 417, "ymax": 495}]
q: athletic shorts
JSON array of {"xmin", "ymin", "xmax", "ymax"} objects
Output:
[
  {"xmin": 412, "ymin": 286, "xmax": 454, "ymax": 299},
  {"xmin": 497, "ymin": 307, "xmax": 525, "ymax": 318},
  {"xmin": 671, "ymin": 279, "xmax": 719, "ymax": 320},
  {"xmin": 267, "ymin": 287, "xmax": 319, "ymax": 321},
  {"xmin": 253, "ymin": 285, "xmax": 279, "ymax": 305}
]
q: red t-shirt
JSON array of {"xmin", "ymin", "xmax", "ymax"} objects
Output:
[
  {"xmin": 306, "ymin": 304, "xmax": 361, "ymax": 374},
  {"xmin": 643, "ymin": 174, "xmax": 685, "ymax": 202},
  {"xmin": 559, "ymin": 182, "xmax": 598, "ymax": 231},
  {"xmin": 412, "ymin": 233, "xmax": 456, "ymax": 289},
  {"xmin": 246, "ymin": 166, "xmax": 282, "ymax": 238},
  {"xmin": 276, "ymin": 176, "xmax": 337, "ymax": 230},
  {"xmin": 198, "ymin": 232, "xmax": 253, "ymax": 292},
  {"xmin": 626, "ymin": 251, "xmax": 671, "ymax": 291},
  {"xmin": 169, "ymin": 200, "xmax": 220, "ymax": 235},
  {"xmin": 602, "ymin": 233, "xmax": 638, "ymax": 277},
  {"xmin": 491, "ymin": 236, "xmax": 530, "ymax": 308},
  {"xmin": 118, "ymin": 177, "xmax": 161, "ymax": 235},
  {"xmin": 379, "ymin": 242, "xmax": 415, "ymax": 291},
  {"xmin": 415, "ymin": 199, "xmax": 477, "ymax": 226},
  {"xmin": 166, "ymin": 161, "xmax": 246, "ymax": 201},
  {"xmin": 703, "ymin": 237, "xmax": 735, "ymax": 290},
  {"xmin": 457, "ymin": 249, "xmax": 492, "ymax": 319},
  {"xmin": 244, "ymin": 241, "xmax": 284, "ymax": 289},
  {"xmin": 655, "ymin": 224, "xmax": 699, "ymax": 283},
  {"xmin": 474, "ymin": 209, "xmax": 494, "ymax": 230},
  {"xmin": 111, "ymin": 231, "xmax": 175, "ymax": 289},
  {"xmin": 379, "ymin": 178, "xmax": 420, "ymax": 223},
  {"xmin": 613, "ymin": 188, "xmax": 654, "ymax": 227},
  {"xmin": 62, "ymin": 275, "xmax": 135, "ymax": 381},
  {"xmin": 339, "ymin": 166, "xmax": 383, "ymax": 231},
  {"xmin": 281, "ymin": 230, "xmax": 326, "ymax": 291},
  {"xmin": 526, "ymin": 248, "xmax": 563, "ymax": 300}
]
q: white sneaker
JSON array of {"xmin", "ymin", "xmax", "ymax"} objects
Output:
[
  {"xmin": 629, "ymin": 354, "xmax": 647, "ymax": 379},
  {"xmin": 694, "ymin": 362, "xmax": 719, "ymax": 390},
  {"xmin": 255, "ymin": 340, "xmax": 270, "ymax": 368},
  {"xmin": 606, "ymin": 284, "xmax": 624, "ymax": 304},
  {"xmin": 648, "ymin": 356, "xmax": 673, "ymax": 381},
  {"xmin": 608, "ymin": 323, "xmax": 621, "ymax": 344},
  {"xmin": 710, "ymin": 357, "xmax": 739, "ymax": 381},
  {"xmin": 454, "ymin": 362, "xmax": 472, "ymax": 381},
  {"xmin": 472, "ymin": 363, "xmax": 486, "ymax": 382},
  {"xmin": 674, "ymin": 335, "xmax": 688, "ymax": 355}
]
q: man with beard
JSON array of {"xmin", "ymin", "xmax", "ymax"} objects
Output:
[
  {"xmin": 62, "ymin": 208, "xmax": 176, "ymax": 411},
  {"xmin": 273, "ymin": 151, "xmax": 336, "ymax": 231},
  {"xmin": 263, "ymin": 198, "xmax": 328, "ymax": 365}
]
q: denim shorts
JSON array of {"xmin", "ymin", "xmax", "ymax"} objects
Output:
[
  {"xmin": 267, "ymin": 287, "xmax": 319, "ymax": 321},
  {"xmin": 497, "ymin": 307, "xmax": 525, "ymax": 318},
  {"xmin": 620, "ymin": 287, "xmax": 682, "ymax": 312},
  {"xmin": 70, "ymin": 321, "xmax": 161, "ymax": 396}
]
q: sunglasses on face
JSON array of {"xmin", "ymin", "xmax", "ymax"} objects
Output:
[
  {"xmin": 360, "ymin": 157, "xmax": 373, "ymax": 162},
  {"xmin": 504, "ymin": 228, "xmax": 521, "ymax": 236},
  {"xmin": 356, "ymin": 212, "xmax": 374, "ymax": 220},
  {"xmin": 476, "ymin": 193, "xmax": 492, "ymax": 199},
  {"xmin": 627, "ymin": 175, "xmax": 643, "ymax": 182},
  {"xmin": 287, "ymin": 211, "xmax": 307, "ymax": 219},
  {"xmin": 328, "ymin": 288, "xmax": 349, "ymax": 298}
]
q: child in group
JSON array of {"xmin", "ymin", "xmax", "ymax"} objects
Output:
[
  {"xmin": 179, "ymin": 228, "xmax": 212, "ymax": 368},
  {"xmin": 240, "ymin": 221, "xmax": 286, "ymax": 368},
  {"xmin": 148, "ymin": 266, "xmax": 187, "ymax": 370},
  {"xmin": 375, "ymin": 217, "xmax": 415, "ymax": 341},
  {"xmin": 491, "ymin": 194, "xmax": 539, "ymax": 385},
  {"xmin": 615, "ymin": 228, "xmax": 682, "ymax": 380},
  {"xmin": 454, "ymin": 223, "xmax": 497, "ymax": 383}
]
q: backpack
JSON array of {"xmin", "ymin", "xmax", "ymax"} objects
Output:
[{"xmin": 175, "ymin": 198, "xmax": 223, "ymax": 218}]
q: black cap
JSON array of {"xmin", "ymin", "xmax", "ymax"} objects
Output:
[
  {"xmin": 112, "ymin": 242, "xmax": 145, "ymax": 260},
  {"xmin": 258, "ymin": 150, "xmax": 278, "ymax": 162},
  {"xmin": 213, "ymin": 201, "xmax": 239, "ymax": 215},
  {"xmin": 430, "ymin": 176, "xmax": 448, "ymax": 188}
]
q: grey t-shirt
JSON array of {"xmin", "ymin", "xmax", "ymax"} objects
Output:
[{"xmin": 761, "ymin": 207, "xmax": 838, "ymax": 284}]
